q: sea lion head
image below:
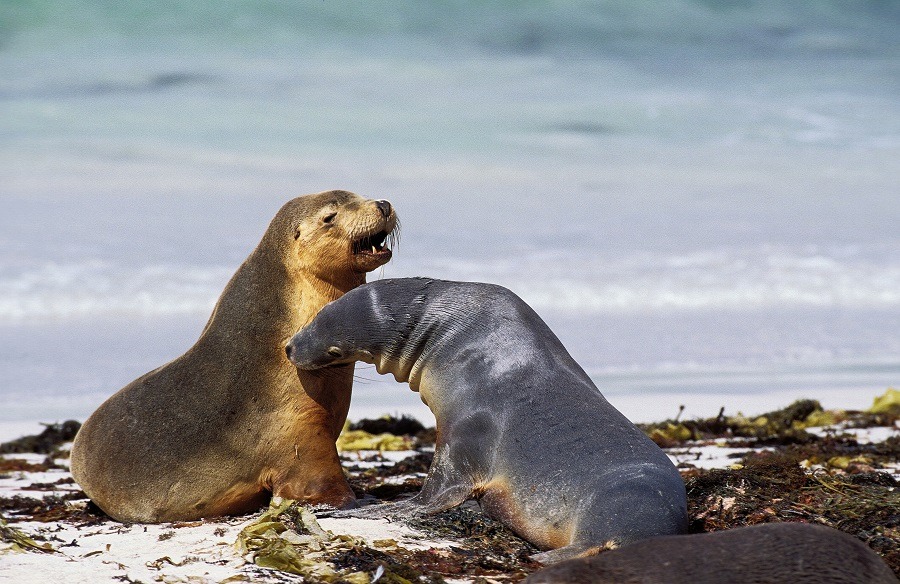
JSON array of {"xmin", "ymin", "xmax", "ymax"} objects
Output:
[
  {"xmin": 263, "ymin": 190, "xmax": 398, "ymax": 279},
  {"xmin": 285, "ymin": 278, "xmax": 440, "ymax": 380},
  {"xmin": 285, "ymin": 283, "xmax": 382, "ymax": 370}
]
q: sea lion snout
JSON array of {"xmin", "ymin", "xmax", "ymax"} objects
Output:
[
  {"xmin": 347, "ymin": 199, "xmax": 398, "ymax": 272},
  {"xmin": 285, "ymin": 329, "xmax": 316, "ymax": 369},
  {"xmin": 285, "ymin": 328, "xmax": 344, "ymax": 370},
  {"xmin": 375, "ymin": 199, "xmax": 392, "ymax": 218},
  {"xmin": 286, "ymin": 288, "xmax": 382, "ymax": 370}
]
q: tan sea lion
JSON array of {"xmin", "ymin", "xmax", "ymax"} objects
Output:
[
  {"xmin": 285, "ymin": 278, "xmax": 688, "ymax": 563},
  {"xmin": 71, "ymin": 190, "xmax": 397, "ymax": 523},
  {"xmin": 522, "ymin": 522, "xmax": 899, "ymax": 584}
]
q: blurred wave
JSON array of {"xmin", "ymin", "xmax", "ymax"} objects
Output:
[
  {"xmin": 0, "ymin": 261, "xmax": 229, "ymax": 320},
  {"xmin": 3, "ymin": 246, "xmax": 897, "ymax": 320}
]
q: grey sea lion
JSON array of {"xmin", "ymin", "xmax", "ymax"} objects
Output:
[
  {"xmin": 285, "ymin": 277, "xmax": 688, "ymax": 563},
  {"xmin": 71, "ymin": 191, "xmax": 398, "ymax": 523},
  {"xmin": 522, "ymin": 522, "xmax": 899, "ymax": 584}
]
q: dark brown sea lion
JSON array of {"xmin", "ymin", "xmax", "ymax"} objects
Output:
[
  {"xmin": 285, "ymin": 277, "xmax": 688, "ymax": 563},
  {"xmin": 71, "ymin": 190, "xmax": 397, "ymax": 523},
  {"xmin": 522, "ymin": 522, "xmax": 898, "ymax": 584}
]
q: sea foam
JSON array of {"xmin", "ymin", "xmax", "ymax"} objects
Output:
[{"xmin": 2, "ymin": 246, "xmax": 897, "ymax": 322}]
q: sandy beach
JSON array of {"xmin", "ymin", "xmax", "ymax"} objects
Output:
[{"xmin": 2, "ymin": 392, "xmax": 897, "ymax": 583}]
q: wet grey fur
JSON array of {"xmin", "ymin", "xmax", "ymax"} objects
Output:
[
  {"xmin": 523, "ymin": 522, "xmax": 899, "ymax": 584},
  {"xmin": 287, "ymin": 278, "xmax": 688, "ymax": 562}
]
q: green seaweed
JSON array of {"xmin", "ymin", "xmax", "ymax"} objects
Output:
[
  {"xmin": 235, "ymin": 499, "xmax": 401, "ymax": 582},
  {"xmin": 0, "ymin": 515, "xmax": 55, "ymax": 554},
  {"xmin": 868, "ymin": 388, "xmax": 900, "ymax": 416},
  {"xmin": 337, "ymin": 429, "xmax": 413, "ymax": 452},
  {"xmin": 640, "ymin": 399, "xmax": 833, "ymax": 446}
]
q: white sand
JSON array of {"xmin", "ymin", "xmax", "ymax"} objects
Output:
[
  {"xmin": 1, "ymin": 395, "xmax": 896, "ymax": 582},
  {"xmin": 0, "ymin": 447, "xmax": 450, "ymax": 583}
]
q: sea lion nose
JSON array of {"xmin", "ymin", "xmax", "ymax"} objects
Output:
[
  {"xmin": 375, "ymin": 200, "xmax": 392, "ymax": 218},
  {"xmin": 285, "ymin": 344, "xmax": 293, "ymax": 359}
]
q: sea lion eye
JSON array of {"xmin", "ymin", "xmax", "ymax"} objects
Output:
[
  {"xmin": 327, "ymin": 346, "xmax": 343, "ymax": 358},
  {"xmin": 322, "ymin": 212, "xmax": 337, "ymax": 225}
]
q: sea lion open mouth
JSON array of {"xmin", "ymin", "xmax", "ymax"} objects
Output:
[{"xmin": 352, "ymin": 230, "xmax": 393, "ymax": 259}]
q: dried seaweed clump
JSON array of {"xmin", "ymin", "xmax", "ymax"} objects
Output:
[
  {"xmin": 0, "ymin": 420, "xmax": 81, "ymax": 461},
  {"xmin": 641, "ymin": 389, "xmax": 900, "ymax": 448},
  {"xmin": 337, "ymin": 429, "xmax": 413, "ymax": 453},
  {"xmin": 868, "ymin": 388, "xmax": 900, "ymax": 416},
  {"xmin": 350, "ymin": 416, "xmax": 427, "ymax": 437},
  {"xmin": 640, "ymin": 399, "xmax": 826, "ymax": 447},
  {"xmin": 407, "ymin": 505, "xmax": 540, "ymax": 571},
  {"xmin": 0, "ymin": 515, "xmax": 55, "ymax": 554},
  {"xmin": 337, "ymin": 416, "xmax": 422, "ymax": 452},
  {"xmin": 341, "ymin": 415, "xmax": 435, "ymax": 452},
  {"xmin": 235, "ymin": 499, "xmax": 423, "ymax": 583}
]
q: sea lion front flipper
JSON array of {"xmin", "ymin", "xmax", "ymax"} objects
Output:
[
  {"xmin": 270, "ymin": 454, "xmax": 357, "ymax": 510},
  {"xmin": 406, "ymin": 481, "xmax": 473, "ymax": 514},
  {"xmin": 327, "ymin": 481, "xmax": 473, "ymax": 520}
]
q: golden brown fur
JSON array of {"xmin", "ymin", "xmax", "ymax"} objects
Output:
[{"xmin": 70, "ymin": 190, "xmax": 397, "ymax": 523}]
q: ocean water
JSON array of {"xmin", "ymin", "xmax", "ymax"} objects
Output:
[{"xmin": 1, "ymin": 1, "xmax": 898, "ymax": 424}]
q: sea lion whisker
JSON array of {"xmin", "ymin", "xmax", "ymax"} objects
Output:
[{"xmin": 387, "ymin": 220, "xmax": 401, "ymax": 249}]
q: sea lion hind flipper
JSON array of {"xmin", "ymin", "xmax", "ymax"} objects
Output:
[{"xmin": 530, "ymin": 542, "xmax": 607, "ymax": 565}]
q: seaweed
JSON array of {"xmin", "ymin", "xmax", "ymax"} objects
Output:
[
  {"xmin": 639, "ymin": 390, "xmax": 900, "ymax": 449},
  {"xmin": 0, "ymin": 493, "xmax": 107, "ymax": 525},
  {"xmin": 0, "ymin": 515, "xmax": 56, "ymax": 554},
  {"xmin": 337, "ymin": 430, "xmax": 414, "ymax": 453},
  {"xmin": 685, "ymin": 447, "xmax": 900, "ymax": 575},
  {"xmin": 2, "ymin": 395, "xmax": 897, "ymax": 579},
  {"xmin": 0, "ymin": 458, "xmax": 51, "ymax": 474},
  {"xmin": 868, "ymin": 388, "xmax": 900, "ymax": 416},
  {"xmin": 639, "ymin": 399, "xmax": 828, "ymax": 447},
  {"xmin": 0, "ymin": 420, "xmax": 81, "ymax": 455},
  {"xmin": 339, "ymin": 415, "xmax": 436, "ymax": 453},
  {"xmin": 234, "ymin": 497, "xmax": 542, "ymax": 582},
  {"xmin": 350, "ymin": 416, "xmax": 427, "ymax": 437},
  {"xmin": 346, "ymin": 451, "xmax": 433, "ymax": 501},
  {"xmin": 236, "ymin": 498, "xmax": 422, "ymax": 583}
]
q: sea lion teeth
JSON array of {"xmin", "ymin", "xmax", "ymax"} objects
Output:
[
  {"xmin": 71, "ymin": 191, "xmax": 397, "ymax": 523},
  {"xmin": 286, "ymin": 277, "xmax": 688, "ymax": 563}
]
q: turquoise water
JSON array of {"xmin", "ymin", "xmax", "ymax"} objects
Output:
[{"xmin": 1, "ymin": 1, "xmax": 898, "ymax": 422}]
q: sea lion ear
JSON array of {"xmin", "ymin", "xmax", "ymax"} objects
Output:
[{"xmin": 293, "ymin": 226, "xmax": 302, "ymax": 240}]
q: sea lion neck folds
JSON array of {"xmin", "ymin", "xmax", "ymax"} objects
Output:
[
  {"xmin": 71, "ymin": 190, "xmax": 397, "ymax": 523},
  {"xmin": 287, "ymin": 278, "xmax": 688, "ymax": 562}
]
